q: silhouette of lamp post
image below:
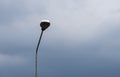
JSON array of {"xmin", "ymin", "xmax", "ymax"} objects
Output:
[{"xmin": 35, "ymin": 19, "xmax": 50, "ymax": 77}]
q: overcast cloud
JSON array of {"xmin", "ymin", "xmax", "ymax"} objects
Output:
[{"xmin": 0, "ymin": 0, "xmax": 120, "ymax": 77}]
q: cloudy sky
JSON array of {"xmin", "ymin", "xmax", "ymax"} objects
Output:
[{"xmin": 0, "ymin": 0, "xmax": 120, "ymax": 77}]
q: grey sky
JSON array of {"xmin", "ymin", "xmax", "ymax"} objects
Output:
[{"xmin": 0, "ymin": 0, "xmax": 120, "ymax": 77}]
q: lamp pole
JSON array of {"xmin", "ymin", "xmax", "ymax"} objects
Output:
[{"xmin": 35, "ymin": 19, "xmax": 50, "ymax": 77}]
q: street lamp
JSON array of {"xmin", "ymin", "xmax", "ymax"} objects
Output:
[{"xmin": 35, "ymin": 19, "xmax": 50, "ymax": 77}]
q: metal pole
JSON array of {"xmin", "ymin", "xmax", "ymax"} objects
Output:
[{"xmin": 35, "ymin": 31, "xmax": 43, "ymax": 77}]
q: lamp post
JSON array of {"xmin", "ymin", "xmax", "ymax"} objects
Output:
[{"xmin": 35, "ymin": 19, "xmax": 50, "ymax": 77}]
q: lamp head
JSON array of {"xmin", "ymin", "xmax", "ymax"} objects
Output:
[{"xmin": 40, "ymin": 19, "xmax": 50, "ymax": 31}]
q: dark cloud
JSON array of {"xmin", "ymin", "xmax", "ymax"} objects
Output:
[
  {"xmin": 0, "ymin": 0, "xmax": 48, "ymax": 26},
  {"xmin": 0, "ymin": 0, "xmax": 120, "ymax": 77}
]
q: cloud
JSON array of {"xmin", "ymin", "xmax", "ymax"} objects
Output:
[
  {"xmin": 1, "ymin": 0, "xmax": 120, "ymax": 45},
  {"xmin": 0, "ymin": 53, "xmax": 26, "ymax": 67},
  {"xmin": 0, "ymin": 0, "xmax": 120, "ymax": 77},
  {"xmin": 43, "ymin": 0, "xmax": 120, "ymax": 46}
]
